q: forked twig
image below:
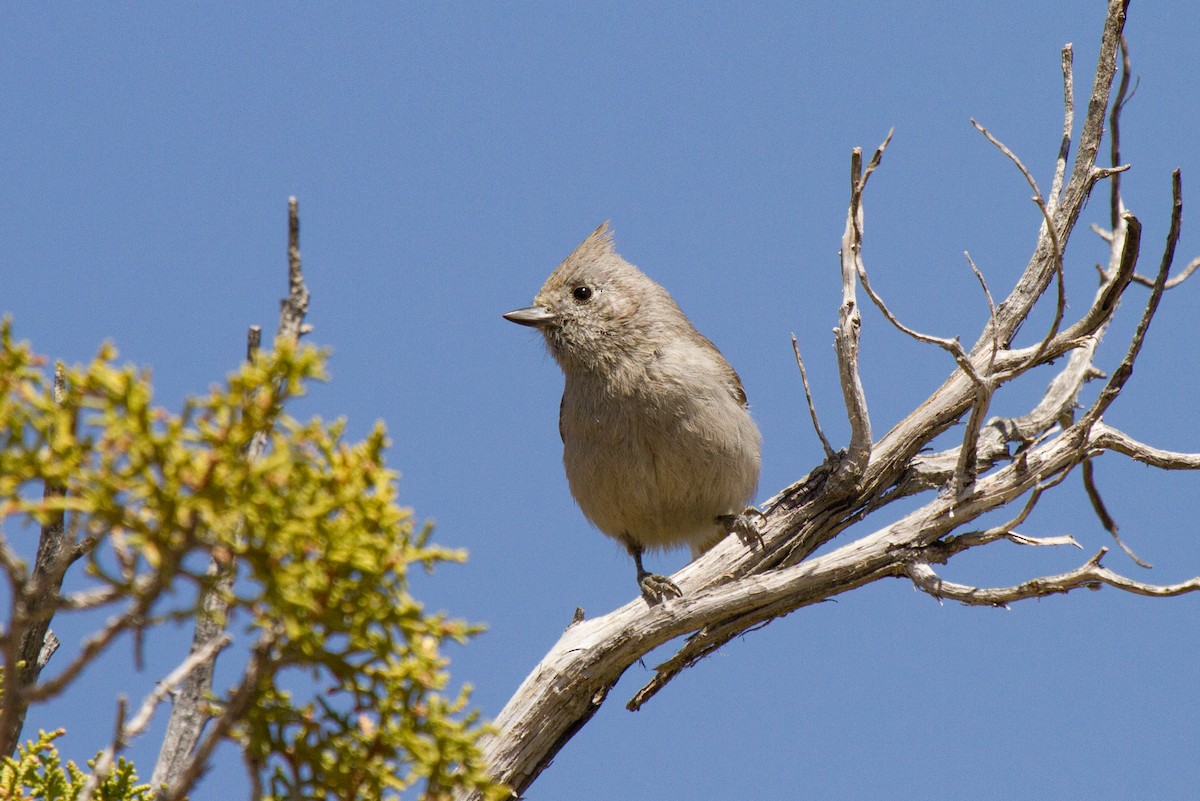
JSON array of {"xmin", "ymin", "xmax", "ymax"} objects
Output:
[
  {"xmin": 791, "ymin": 334, "xmax": 835, "ymax": 459},
  {"xmin": 972, "ymin": 119, "xmax": 1066, "ymax": 368},
  {"xmin": 907, "ymin": 548, "xmax": 1200, "ymax": 608}
]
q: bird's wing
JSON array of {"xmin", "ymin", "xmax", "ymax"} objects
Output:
[
  {"xmin": 698, "ymin": 334, "xmax": 749, "ymax": 408},
  {"xmin": 558, "ymin": 392, "xmax": 567, "ymax": 443}
]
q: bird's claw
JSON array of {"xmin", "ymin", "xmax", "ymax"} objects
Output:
[
  {"xmin": 717, "ymin": 507, "xmax": 765, "ymax": 548},
  {"xmin": 638, "ymin": 571, "xmax": 683, "ymax": 604}
]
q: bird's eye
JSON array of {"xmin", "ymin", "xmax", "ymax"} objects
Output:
[{"xmin": 571, "ymin": 286, "xmax": 593, "ymax": 302}]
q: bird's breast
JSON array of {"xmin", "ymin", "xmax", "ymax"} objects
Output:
[{"xmin": 558, "ymin": 370, "xmax": 760, "ymax": 551}]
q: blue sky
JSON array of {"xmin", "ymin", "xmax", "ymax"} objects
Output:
[{"xmin": 3, "ymin": 2, "xmax": 1199, "ymax": 798}]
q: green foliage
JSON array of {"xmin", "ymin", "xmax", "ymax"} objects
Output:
[
  {"xmin": 0, "ymin": 320, "xmax": 508, "ymax": 800},
  {"xmin": 0, "ymin": 730, "xmax": 151, "ymax": 801}
]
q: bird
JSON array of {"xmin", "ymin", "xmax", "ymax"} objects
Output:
[{"xmin": 504, "ymin": 223, "xmax": 762, "ymax": 602}]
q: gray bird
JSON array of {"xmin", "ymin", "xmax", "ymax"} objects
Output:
[{"xmin": 504, "ymin": 223, "xmax": 762, "ymax": 602}]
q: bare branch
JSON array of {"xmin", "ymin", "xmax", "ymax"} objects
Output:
[
  {"xmin": 951, "ymin": 254, "xmax": 1002, "ymax": 496},
  {"xmin": 60, "ymin": 578, "xmax": 152, "ymax": 612},
  {"xmin": 951, "ymin": 383, "xmax": 994, "ymax": 496},
  {"xmin": 1048, "ymin": 44, "xmax": 1075, "ymax": 215},
  {"xmin": 854, "ymin": 260, "xmax": 984, "ymax": 386},
  {"xmin": 906, "ymin": 343, "xmax": 1098, "ymax": 491},
  {"xmin": 278, "ymin": 196, "xmax": 312, "ymax": 343},
  {"xmin": 1050, "ymin": 211, "xmax": 1141, "ymax": 348},
  {"xmin": 971, "ymin": 119, "xmax": 1067, "ymax": 367},
  {"xmin": 76, "ymin": 696, "xmax": 128, "ymax": 801},
  {"xmin": 1082, "ymin": 171, "xmax": 1180, "ymax": 427},
  {"xmin": 938, "ymin": 469, "xmax": 1077, "ymax": 553},
  {"xmin": 982, "ymin": 0, "xmax": 1128, "ymax": 348},
  {"xmin": 1092, "ymin": 422, "xmax": 1200, "ymax": 469},
  {"xmin": 833, "ymin": 136, "xmax": 890, "ymax": 487},
  {"xmin": 964, "ymin": 252, "xmax": 999, "ymax": 371},
  {"xmin": 791, "ymin": 334, "xmax": 835, "ymax": 459},
  {"xmin": 132, "ymin": 634, "xmax": 232, "ymax": 739},
  {"xmin": 907, "ymin": 549, "xmax": 1200, "ymax": 608},
  {"xmin": 1006, "ymin": 532, "xmax": 1084, "ymax": 549},
  {"xmin": 1109, "ymin": 34, "xmax": 1132, "ymax": 229},
  {"xmin": 1131, "ymin": 255, "xmax": 1200, "ymax": 289},
  {"xmin": 1082, "ymin": 457, "xmax": 1150, "ymax": 567},
  {"xmin": 1091, "ymin": 222, "xmax": 1114, "ymax": 243}
]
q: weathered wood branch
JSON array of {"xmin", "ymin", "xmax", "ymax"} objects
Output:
[
  {"xmin": 906, "ymin": 549, "xmax": 1200, "ymax": 607},
  {"xmin": 458, "ymin": 2, "xmax": 1200, "ymax": 797}
]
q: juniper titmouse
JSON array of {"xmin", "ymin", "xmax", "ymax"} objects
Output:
[{"xmin": 504, "ymin": 223, "xmax": 762, "ymax": 602}]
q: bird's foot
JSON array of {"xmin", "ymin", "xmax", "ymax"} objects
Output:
[
  {"xmin": 638, "ymin": 570, "xmax": 683, "ymax": 604},
  {"xmin": 717, "ymin": 507, "xmax": 766, "ymax": 548}
]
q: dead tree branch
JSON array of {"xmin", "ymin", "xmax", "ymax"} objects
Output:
[
  {"xmin": 460, "ymin": 3, "xmax": 1200, "ymax": 797},
  {"xmin": 791, "ymin": 334, "xmax": 835, "ymax": 460},
  {"xmin": 831, "ymin": 134, "xmax": 891, "ymax": 492},
  {"xmin": 906, "ymin": 549, "xmax": 1200, "ymax": 608},
  {"xmin": 151, "ymin": 197, "xmax": 310, "ymax": 791}
]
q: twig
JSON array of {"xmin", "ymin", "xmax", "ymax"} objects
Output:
[
  {"xmin": 1048, "ymin": 44, "xmax": 1075, "ymax": 216},
  {"xmin": 1081, "ymin": 171, "xmax": 1180, "ymax": 426},
  {"xmin": 791, "ymin": 334, "xmax": 834, "ymax": 459},
  {"xmin": 1105, "ymin": 34, "xmax": 1189, "ymax": 292},
  {"xmin": 940, "ymin": 469, "xmax": 1076, "ymax": 553},
  {"xmin": 972, "ymin": 119, "xmax": 1066, "ymax": 368},
  {"xmin": 982, "ymin": 0, "xmax": 1128, "ymax": 347},
  {"xmin": 79, "ymin": 635, "xmax": 230, "ymax": 801},
  {"xmin": 76, "ymin": 696, "xmax": 128, "ymax": 801},
  {"xmin": 1091, "ymin": 222, "xmax": 1114, "ymax": 243},
  {"xmin": 855, "ymin": 239, "xmax": 995, "ymax": 494},
  {"xmin": 951, "ymin": 382, "xmax": 994, "ymax": 496},
  {"xmin": 1069, "ymin": 174, "xmax": 1181, "ymax": 571},
  {"xmin": 854, "ymin": 263, "xmax": 984, "ymax": 386},
  {"xmin": 1130, "ymin": 255, "xmax": 1200, "ymax": 289},
  {"xmin": 1082, "ymin": 457, "xmax": 1150, "ymax": 567},
  {"xmin": 1052, "ymin": 211, "xmax": 1140, "ymax": 347},
  {"xmin": 278, "ymin": 197, "xmax": 312, "ymax": 343},
  {"xmin": 949, "ymin": 252, "xmax": 1002, "ymax": 497},
  {"xmin": 1091, "ymin": 422, "xmax": 1200, "ymax": 469},
  {"xmin": 1109, "ymin": 34, "xmax": 1133, "ymax": 229},
  {"xmin": 906, "ymin": 548, "xmax": 1200, "ymax": 608},
  {"xmin": 964, "ymin": 252, "xmax": 999, "ymax": 372}
]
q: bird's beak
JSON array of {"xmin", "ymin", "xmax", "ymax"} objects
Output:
[{"xmin": 503, "ymin": 306, "xmax": 556, "ymax": 327}]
